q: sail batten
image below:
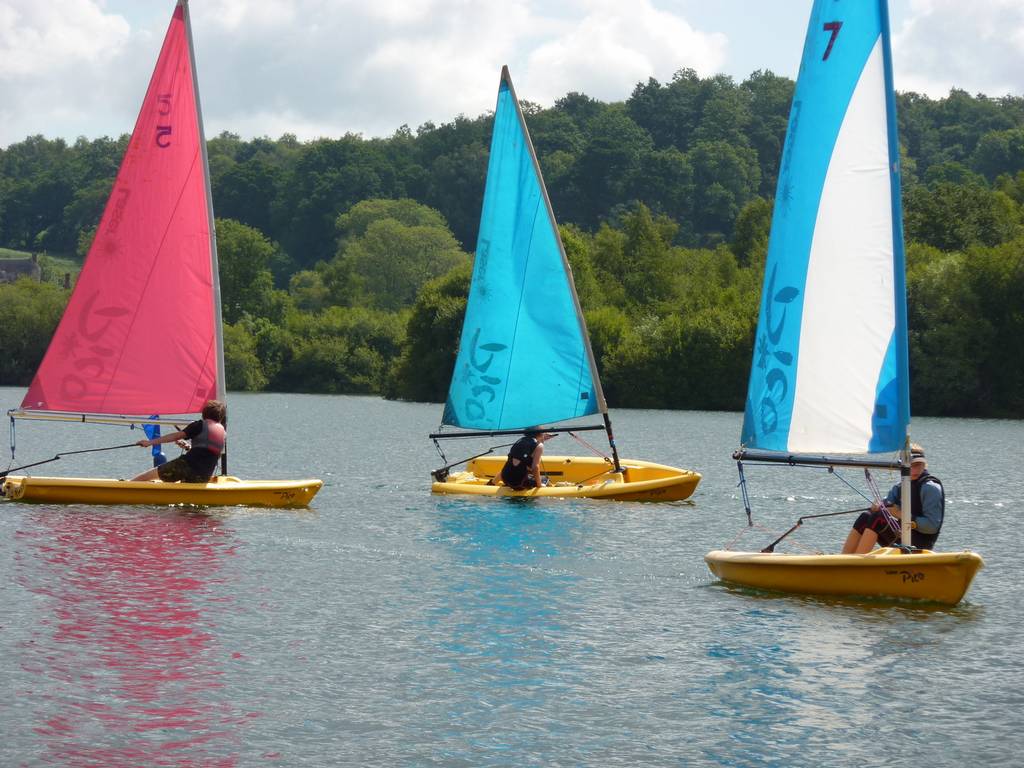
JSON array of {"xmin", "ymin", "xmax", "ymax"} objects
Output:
[
  {"xmin": 741, "ymin": 0, "xmax": 909, "ymax": 455},
  {"xmin": 442, "ymin": 67, "xmax": 603, "ymax": 431},
  {"xmin": 18, "ymin": 2, "xmax": 220, "ymax": 420}
]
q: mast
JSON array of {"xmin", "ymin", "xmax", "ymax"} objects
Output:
[
  {"xmin": 879, "ymin": 0, "xmax": 912, "ymax": 545},
  {"xmin": 501, "ymin": 66, "xmax": 620, "ymax": 470},
  {"xmin": 181, "ymin": 0, "xmax": 227, "ymax": 473},
  {"xmin": 181, "ymin": 0, "xmax": 225, "ymax": 405},
  {"xmin": 899, "ymin": 440, "xmax": 912, "ymax": 547}
]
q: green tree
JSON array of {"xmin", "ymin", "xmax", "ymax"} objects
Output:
[
  {"xmin": 693, "ymin": 75, "xmax": 752, "ymax": 146},
  {"xmin": 223, "ymin": 321, "xmax": 267, "ymax": 391},
  {"xmin": 630, "ymin": 147, "xmax": 694, "ymax": 231},
  {"xmin": 905, "ymin": 244, "xmax": 992, "ymax": 415},
  {"xmin": 971, "ymin": 128, "xmax": 1024, "ymax": 182},
  {"xmin": 0, "ymin": 279, "xmax": 68, "ymax": 385},
  {"xmin": 904, "ymin": 181, "xmax": 1021, "ymax": 251},
  {"xmin": 215, "ymin": 218, "xmax": 278, "ymax": 323},
  {"xmin": 273, "ymin": 306, "xmax": 405, "ymax": 394},
  {"xmin": 60, "ymin": 178, "xmax": 114, "ymax": 253},
  {"xmin": 414, "ymin": 115, "xmax": 491, "ymax": 248},
  {"xmin": 626, "ymin": 69, "xmax": 704, "ymax": 151},
  {"xmin": 336, "ymin": 197, "xmax": 451, "ymax": 242},
  {"xmin": 213, "ymin": 155, "xmax": 284, "ymax": 240},
  {"xmin": 964, "ymin": 237, "xmax": 1024, "ymax": 415},
  {"xmin": 995, "ymin": 170, "xmax": 1024, "ymax": 206},
  {"xmin": 619, "ymin": 203, "xmax": 679, "ymax": 306},
  {"xmin": 922, "ymin": 160, "xmax": 985, "ymax": 186},
  {"xmin": 248, "ymin": 316, "xmax": 294, "ymax": 385},
  {"xmin": 742, "ymin": 70, "xmax": 794, "ymax": 196},
  {"xmin": 688, "ymin": 140, "xmax": 761, "ymax": 241},
  {"xmin": 553, "ymin": 91, "xmax": 607, "ymax": 133},
  {"xmin": 583, "ymin": 305, "xmax": 631, "ymax": 371},
  {"xmin": 386, "ymin": 262, "xmax": 472, "ymax": 401},
  {"xmin": 731, "ymin": 196, "xmax": 772, "ymax": 267},
  {"xmin": 325, "ymin": 199, "xmax": 469, "ymax": 311},
  {"xmin": 525, "ymin": 108, "xmax": 586, "ymax": 157},
  {"xmin": 564, "ymin": 107, "xmax": 653, "ymax": 227},
  {"xmin": 272, "ymin": 135, "xmax": 391, "ymax": 267},
  {"xmin": 288, "ymin": 270, "xmax": 329, "ymax": 312},
  {"xmin": 589, "ymin": 223, "xmax": 629, "ymax": 308},
  {"xmin": 559, "ymin": 223, "xmax": 603, "ymax": 309}
]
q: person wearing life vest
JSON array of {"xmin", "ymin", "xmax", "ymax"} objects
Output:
[
  {"xmin": 131, "ymin": 400, "xmax": 227, "ymax": 483},
  {"xmin": 500, "ymin": 429, "xmax": 555, "ymax": 490},
  {"xmin": 841, "ymin": 444, "xmax": 945, "ymax": 553}
]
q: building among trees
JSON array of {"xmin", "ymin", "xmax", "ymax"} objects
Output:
[{"xmin": 0, "ymin": 254, "xmax": 41, "ymax": 284}]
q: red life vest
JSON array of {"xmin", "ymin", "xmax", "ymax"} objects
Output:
[{"xmin": 191, "ymin": 419, "xmax": 225, "ymax": 455}]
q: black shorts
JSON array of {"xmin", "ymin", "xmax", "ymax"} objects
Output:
[
  {"xmin": 853, "ymin": 510, "xmax": 899, "ymax": 547},
  {"xmin": 156, "ymin": 456, "xmax": 210, "ymax": 484},
  {"xmin": 500, "ymin": 460, "xmax": 532, "ymax": 490}
]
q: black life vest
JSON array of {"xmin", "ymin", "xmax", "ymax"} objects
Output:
[
  {"xmin": 906, "ymin": 471, "xmax": 944, "ymax": 549},
  {"xmin": 501, "ymin": 436, "xmax": 538, "ymax": 488},
  {"xmin": 507, "ymin": 436, "xmax": 538, "ymax": 465}
]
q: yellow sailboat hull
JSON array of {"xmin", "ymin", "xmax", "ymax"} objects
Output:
[
  {"xmin": 1, "ymin": 474, "xmax": 323, "ymax": 508},
  {"xmin": 432, "ymin": 455, "xmax": 700, "ymax": 502},
  {"xmin": 705, "ymin": 547, "xmax": 984, "ymax": 605}
]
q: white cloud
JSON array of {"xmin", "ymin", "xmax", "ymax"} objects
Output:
[
  {"xmin": 189, "ymin": 0, "xmax": 726, "ymax": 139},
  {"xmin": 0, "ymin": 0, "xmax": 150, "ymax": 145},
  {"xmin": 1, "ymin": 0, "xmax": 727, "ymax": 145},
  {"xmin": 0, "ymin": 0, "xmax": 129, "ymax": 77},
  {"xmin": 214, "ymin": 109, "xmax": 347, "ymax": 143},
  {"xmin": 2, "ymin": 0, "xmax": 1018, "ymax": 148},
  {"xmin": 523, "ymin": 0, "xmax": 727, "ymax": 104},
  {"xmin": 199, "ymin": 0, "xmax": 297, "ymax": 32},
  {"xmin": 893, "ymin": 0, "xmax": 1024, "ymax": 97},
  {"xmin": 184, "ymin": 0, "xmax": 540, "ymax": 138}
]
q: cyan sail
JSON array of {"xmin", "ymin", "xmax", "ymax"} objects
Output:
[
  {"xmin": 442, "ymin": 67, "xmax": 605, "ymax": 431},
  {"xmin": 741, "ymin": 0, "xmax": 910, "ymax": 454}
]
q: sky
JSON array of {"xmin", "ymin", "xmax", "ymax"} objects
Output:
[{"xmin": 1, "ymin": 0, "xmax": 1022, "ymax": 148}]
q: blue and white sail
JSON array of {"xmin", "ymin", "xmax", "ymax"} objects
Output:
[
  {"xmin": 741, "ymin": 0, "xmax": 910, "ymax": 454},
  {"xmin": 442, "ymin": 66, "xmax": 605, "ymax": 431}
]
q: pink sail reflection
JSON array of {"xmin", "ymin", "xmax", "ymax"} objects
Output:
[{"xmin": 17, "ymin": 509, "xmax": 245, "ymax": 767}]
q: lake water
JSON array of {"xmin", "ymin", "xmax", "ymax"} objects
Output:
[{"xmin": 1, "ymin": 388, "xmax": 1021, "ymax": 767}]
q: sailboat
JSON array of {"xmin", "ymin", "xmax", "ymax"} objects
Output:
[
  {"xmin": 429, "ymin": 67, "xmax": 701, "ymax": 501},
  {"xmin": 704, "ymin": 0, "xmax": 982, "ymax": 603},
  {"xmin": 1, "ymin": 0, "xmax": 321, "ymax": 508}
]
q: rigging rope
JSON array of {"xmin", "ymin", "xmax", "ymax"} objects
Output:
[
  {"xmin": 864, "ymin": 468, "xmax": 901, "ymax": 534},
  {"xmin": 737, "ymin": 460, "xmax": 753, "ymax": 526},
  {"xmin": 0, "ymin": 442, "xmax": 139, "ymax": 479},
  {"xmin": 725, "ymin": 521, "xmax": 823, "ymax": 554},
  {"xmin": 574, "ymin": 462, "xmax": 617, "ymax": 486},
  {"xmin": 724, "ymin": 521, "xmax": 776, "ymax": 550},
  {"xmin": 736, "ymin": 457, "xmax": 883, "ymax": 552},
  {"xmin": 568, "ymin": 430, "xmax": 610, "ymax": 461},
  {"xmin": 432, "ymin": 436, "xmax": 447, "ymax": 465},
  {"xmin": 828, "ymin": 466, "xmax": 874, "ymax": 503},
  {"xmin": 430, "ymin": 440, "xmax": 517, "ymax": 482}
]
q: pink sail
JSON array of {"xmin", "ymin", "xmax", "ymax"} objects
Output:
[{"xmin": 23, "ymin": 3, "xmax": 221, "ymax": 417}]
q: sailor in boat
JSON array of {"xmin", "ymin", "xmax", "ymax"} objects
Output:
[
  {"xmin": 130, "ymin": 400, "xmax": 227, "ymax": 484},
  {"xmin": 841, "ymin": 445, "xmax": 945, "ymax": 553},
  {"xmin": 497, "ymin": 429, "xmax": 556, "ymax": 490}
]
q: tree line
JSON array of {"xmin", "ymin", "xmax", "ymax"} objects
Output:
[{"xmin": 1, "ymin": 70, "xmax": 1022, "ymax": 417}]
